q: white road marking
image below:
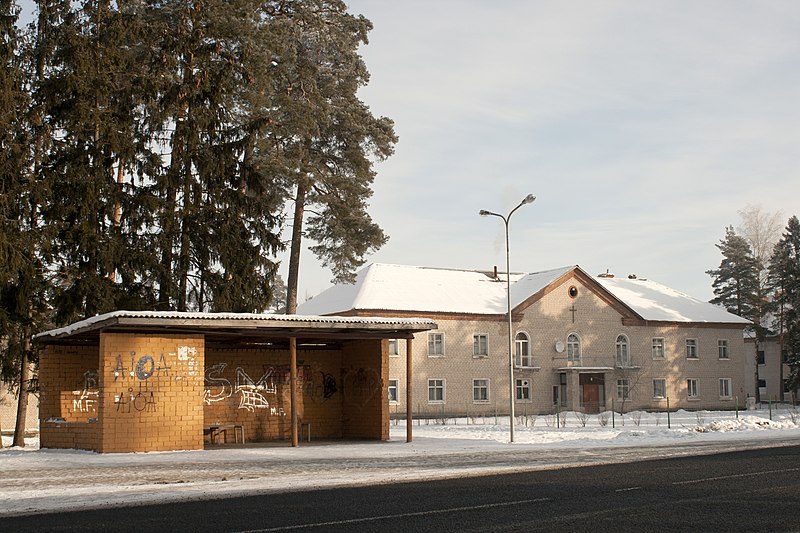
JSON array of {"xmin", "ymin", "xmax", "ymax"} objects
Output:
[
  {"xmin": 615, "ymin": 486, "xmax": 641, "ymax": 492},
  {"xmin": 673, "ymin": 466, "xmax": 800, "ymax": 486},
  {"xmin": 236, "ymin": 497, "xmax": 552, "ymax": 532}
]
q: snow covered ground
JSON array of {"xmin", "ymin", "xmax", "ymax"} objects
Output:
[{"xmin": 1, "ymin": 407, "xmax": 799, "ymax": 517}]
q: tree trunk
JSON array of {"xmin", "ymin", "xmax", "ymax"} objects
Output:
[
  {"xmin": 285, "ymin": 183, "xmax": 307, "ymax": 314},
  {"xmin": 12, "ymin": 324, "xmax": 32, "ymax": 447}
]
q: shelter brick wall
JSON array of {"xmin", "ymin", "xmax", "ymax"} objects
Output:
[
  {"xmin": 203, "ymin": 347, "xmax": 344, "ymax": 442},
  {"xmin": 38, "ymin": 344, "xmax": 100, "ymax": 451},
  {"xmin": 341, "ymin": 339, "xmax": 387, "ymax": 440},
  {"xmin": 97, "ymin": 333, "xmax": 204, "ymax": 453}
]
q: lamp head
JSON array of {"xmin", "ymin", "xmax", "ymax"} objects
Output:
[
  {"xmin": 522, "ymin": 194, "xmax": 536, "ymax": 205},
  {"xmin": 479, "ymin": 209, "xmax": 491, "ymax": 217}
]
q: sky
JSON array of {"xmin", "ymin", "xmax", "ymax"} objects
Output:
[
  {"xmin": 288, "ymin": 0, "xmax": 799, "ymax": 304},
  {"xmin": 3, "ymin": 408, "xmax": 800, "ymax": 515},
  {"xmin": 12, "ymin": 1, "xmax": 800, "ymax": 305}
]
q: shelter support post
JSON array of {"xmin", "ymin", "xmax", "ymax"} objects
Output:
[
  {"xmin": 290, "ymin": 337, "xmax": 298, "ymax": 447},
  {"xmin": 406, "ymin": 336, "xmax": 413, "ymax": 443}
]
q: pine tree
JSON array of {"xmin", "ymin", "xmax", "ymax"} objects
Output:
[
  {"xmin": 768, "ymin": 215, "xmax": 800, "ymax": 393},
  {"xmin": 272, "ymin": 0, "xmax": 397, "ymax": 313},
  {"xmin": 706, "ymin": 226, "xmax": 761, "ymax": 317}
]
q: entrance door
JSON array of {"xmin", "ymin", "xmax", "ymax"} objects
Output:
[{"xmin": 582, "ymin": 385, "xmax": 600, "ymax": 413}]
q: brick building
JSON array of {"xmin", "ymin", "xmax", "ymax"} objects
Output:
[
  {"xmin": 34, "ymin": 311, "xmax": 434, "ymax": 452},
  {"xmin": 299, "ymin": 263, "xmax": 751, "ymax": 417}
]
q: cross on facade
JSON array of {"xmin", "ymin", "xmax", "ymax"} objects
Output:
[{"xmin": 569, "ymin": 304, "xmax": 577, "ymax": 323}]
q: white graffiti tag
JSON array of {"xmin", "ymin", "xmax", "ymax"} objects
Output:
[
  {"xmin": 235, "ymin": 367, "xmax": 275, "ymax": 411},
  {"xmin": 203, "ymin": 363, "xmax": 233, "ymax": 405}
]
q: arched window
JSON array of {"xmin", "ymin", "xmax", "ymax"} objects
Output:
[
  {"xmin": 616, "ymin": 335, "xmax": 630, "ymax": 367},
  {"xmin": 567, "ymin": 333, "xmax": 581, "ymax": 362},
  {"xmin": 515, "ymin": 332, "xmax": 531, "ymax": 367}
]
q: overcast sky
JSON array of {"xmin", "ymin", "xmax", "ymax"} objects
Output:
[
  {"xmin": 293, "ymin": 0, "xmax": 799, "ymax": 303},
  {"xmin": 14, "ymin": 1, "xmax": 800, "ymax": 304}
]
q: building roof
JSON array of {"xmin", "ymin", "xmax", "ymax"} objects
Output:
[
  {"xmin": 34, "ymin": 310, "xmax": 437, "ymax": 345},
  {"xmin": 297, "ymin": 263, "xmax": 750, "ymax": 325}
]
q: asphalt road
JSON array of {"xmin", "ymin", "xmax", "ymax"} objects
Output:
[{"xmin": 3, "ymin": 444, "xmax": 800, "ymax": 532}]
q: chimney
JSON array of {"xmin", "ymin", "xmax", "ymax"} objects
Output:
[{"xmin": 493, "ymin": 265, "xmax": 498, "ymax": 279}]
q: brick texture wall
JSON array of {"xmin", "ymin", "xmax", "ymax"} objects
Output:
[
  {"xmin": 389, "ymin": 272, "xmax": 748, "ymax": 417},
  {"xmin": 96, "ymin": 333, "xmax": 205, "ymax": 453},
  {"xmin": 341, "ymin": 339, "xmax": 387, "ymax": 440},
  {"xmin": 203, "ymin": 347, "xmax": 345, "ymax": 442},
  {"xmin": 38, "ymin": 344, "xmax": 101, "ymax": 450}
]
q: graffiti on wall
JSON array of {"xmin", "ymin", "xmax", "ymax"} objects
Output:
[
  {"xmin": 202, "ymin": 362, "xmax": 340, "ymax": 414},
  {"xmin": 203, "ymin": 363, "xmax": 232, "ymax": 404},
  {"xmin": 71, "ymin": 370, "xmax": 99, "ymax": 413},
  {"xmin": 342, "ymin": 367, "xmax": 381, "ymax": 409},
  {"xmin": 236, "ymin": 367, "xmax": 274, "ymax": 411},
  {"xmin": 114, "ymin": 383, "xmax": 157, "ymax": 413},
  {"xmin": 108, "ymin": 345, "xmax": 201, "ymax": 415}
]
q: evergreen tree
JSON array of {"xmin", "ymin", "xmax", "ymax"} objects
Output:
[
  {"xmin": 143, "ymin": 0, "xmax": 284, "ymax": 312},
  {"xmin": 0, "ymin": 0, "xmax": 60, "ymax": 446},
  {"xmin": 768, "ymin": 215, "xmax": 800, "ymax": 393},
  {"xmin": 42, "ymin": 0, "xmax": 158, "ymax": 324},
  {"xmin": 272, "ymin": 0, "xmax": 397, "ymax": 313},
  {"xmin": 706, "ymin": 225, "xmax": 761, "ymax": 317}
]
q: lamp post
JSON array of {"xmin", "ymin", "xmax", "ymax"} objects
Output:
[{"xmin": 480, "ymin": 194, "xmax": 536, "ymax": 443}]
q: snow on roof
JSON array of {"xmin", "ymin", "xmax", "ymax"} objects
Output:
[
  {"xmin": 595, "ymin": 276, "xmax": 750, "ymax": 324},
  {"xmin": 299, "ymin": 263, "xmax": 750, "ymax": 325},
  {"xmin": 299, "ymin": 263, "xmax": 574, "ymax": 316},
  {"xmin": 34, "ymin": 310, "xmax": 437, "ymax": 341}
]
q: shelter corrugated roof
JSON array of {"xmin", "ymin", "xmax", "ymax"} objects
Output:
[{"xmin": 34, "ymin": 310, "xmax": 437, "ymax": 345}]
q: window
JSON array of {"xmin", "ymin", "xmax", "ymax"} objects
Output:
[
  {"xmin": 718, "ymin": 340, "xmax": 729, "ymax": 359},
  {"xmin": 567, "ymin": 334, "xmax": 581, "ymax": 362},
  {"xmin": 617, "ymin": 379, "xmax": 630, "ymax": 400},
  {"xmin": 653, "ymin": 379, "xmax": 666, "ymax": 399},
  {"xmin": 687, "ymin": 379, "xmax": 698, "ymax": 399},
  {"xmin": 516, "ymin": 379, "xmax": 531, "ymax": 400},
  {"xmin": 652, "ymin": 338, "xmax": 665, "ymax": 359},
  {"xmin": 428, "ymin": 379, "xmax": 445, "ymax": 403},
  {"xmin": 515, "ymin": 332, "xmax": 531, "ymax": 367},
  {"xmin": 757, "ymin": 350, "xmax": 765, "ymax": 365},
  {"xmin": 473, "ymin": 334, "xmax": 489, "ymax": 357},
  {"xmin": 473, "ymin": 379, "xmax": 490, "ymax": 402},
  {"xmin": 686, "ymin": 339, "xmax": 698, "ymax": 359},
  {"xmin": 616, "ymin": 335, "xmax": 631, "ymax": 367},
  {"xmin": 388, "ymin": 339, "xmax": 399, "ymax": 356},
  {"xmin": 719, "ymin": 378, "xmax": 731, "ymax": 399},
  {"xmin": 388, "ymin": 379, "xmax": 398, "ymax": 403},
  {"xmin": 428, "ymin": 332, "xmax": 444, "ymax": 357}
]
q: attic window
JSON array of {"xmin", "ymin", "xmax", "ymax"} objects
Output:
[{"xmin": 568, "ymin": 286, "xmax": 578, "ymax": 298}]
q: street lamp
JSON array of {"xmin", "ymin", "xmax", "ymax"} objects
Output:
[{"xmin": 479, "ymin": 194, "xmax": 536, "ymax": 443}]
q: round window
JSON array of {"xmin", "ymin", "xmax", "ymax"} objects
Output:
[{"xmin": 568, "ymin": 286, "xmax": 578, "ymax": 298}]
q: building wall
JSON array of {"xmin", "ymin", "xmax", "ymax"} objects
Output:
[
  {"xmin": 38, "ymin": 344, "xmax": 100, "ymax": 450},
  {"xmin": 746, "ymin": 337, "xmax": 792, "ymax": 403},
  {"xmin": 389, "ymin": 273, "xmax": 748, "ymax": 416},
  {"xmin": 96, "ymin": 333, "xmax": 205, "ymax": 453},
  {"xmin": 203, "ymin": 347, "xmax": 344, "ymax": 441},
  {"xmin": 341, "ymin": 339, "xmax": 388, "ymax": 440}
]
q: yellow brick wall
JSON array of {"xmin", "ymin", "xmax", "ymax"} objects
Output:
[
  {"xmin": 203, "ymin": 347, "xmax": 344, "ymax": 442},
  {"xmin": 341, "ymin": 339, "xmax": 387, "ymax": 440},
  {"xmin": 97, "ymin": 333, "xmax": 204, "ymax": 453},
  {"xmin": 38, "ymin": 344, "xmax": 101, "ymax": 451}
]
